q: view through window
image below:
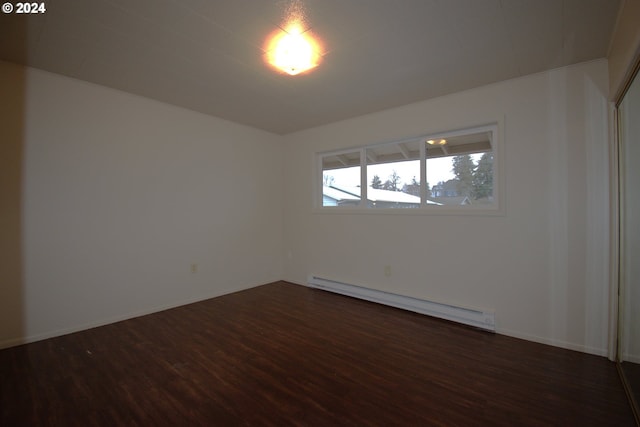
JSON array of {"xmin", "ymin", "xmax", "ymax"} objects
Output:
[{"xmin": 320, "ymin": 125, "xmax": 497, "ymax": 210}]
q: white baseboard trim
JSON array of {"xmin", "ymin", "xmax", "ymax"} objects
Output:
[
  {"xmin": 621, "ymin": 353, "xmax": 640, "ymax": 364},
  {"xmin": 0, "ymin": 282, "xmax": 264, "ymax": 350},
  {"xmin": 495, "ymin": 328, "xmax": 608, "ymax": 357}
]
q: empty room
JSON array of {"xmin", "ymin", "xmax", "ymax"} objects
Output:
[{"xmin": 2, "ymin": 0, "xmax": 640, "ymax": 425}]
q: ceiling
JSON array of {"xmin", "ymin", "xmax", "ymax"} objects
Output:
[{"xmin": 0, "ymin": 0, "xmax": 622, "ymax": 134}]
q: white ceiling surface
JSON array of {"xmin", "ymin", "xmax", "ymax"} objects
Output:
[{"xmin": 0, "ymin": 0, "xmax": 621, "ymax": 134}]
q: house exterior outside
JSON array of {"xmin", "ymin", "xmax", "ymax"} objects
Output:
[{"xmin": 323, "ymin": 185, "xmax": 442, "ymax": 208}]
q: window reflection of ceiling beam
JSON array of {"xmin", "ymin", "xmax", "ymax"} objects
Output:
[
  {"xmin": 367, "ymin": 151, "xmax": 378, "ymax": 163},
  {"xmin": 397, "ymin": 143, "xmax": 410, "ymax": 159},
  {"xmin": 336, "ymin": 155, "xmax": 349, "ymax": 166}
]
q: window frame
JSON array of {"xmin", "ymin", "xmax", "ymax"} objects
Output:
[{"xmin": 315, "ymin": 123, "xmax": 504, "ymax": 216}]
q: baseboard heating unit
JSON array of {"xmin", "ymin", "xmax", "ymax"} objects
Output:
[{"xmin": 308, "ymin": 276, "xmax": 496, "ymax": 332}]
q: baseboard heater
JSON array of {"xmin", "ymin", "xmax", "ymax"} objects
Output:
[{"xmin": 308, "ymin": 276, "xmax": 495, "ymax": 332}]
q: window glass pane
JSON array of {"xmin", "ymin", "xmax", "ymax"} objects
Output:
[
  {"xmin": 321, "ymin": 151, "xmax": 361, "ymax": 207},
  {"xmin": 365, "ymin": 141, "xmax": 421, "ymax": 208},
  {"xmin": 367, "ymin": 158, "xmax": 421, "ymax": 208},
  {"xmin": 425, "ymin": 130, "xmax": 494, "ymax": 206},
  {"xmin": 428, "ymin": 153, "xmax": 493, "ymax": 206}
]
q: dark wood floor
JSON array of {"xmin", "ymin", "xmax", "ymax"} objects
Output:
[
  {"xmin": 621, "ymin": 361, "xmax": 640, "ymax": 421},
  {"xmin": 0, "ymin": 281, "xmax": 635, "ymax": 426}
]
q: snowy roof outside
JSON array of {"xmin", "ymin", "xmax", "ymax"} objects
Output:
[
  {"xmin": 325, "ymin": 185, "xmax": 441, "ymax": 205},
  {"xmin": 366, "ymin": 187, "xmax": 420, "ymax": 203},
  {"xmin": 323, "ymin": 186, "xmax": 360, "ymax": 201}
]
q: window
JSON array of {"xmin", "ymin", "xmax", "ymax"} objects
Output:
[
  {"xmin": 367, "ymin": 143, "xmax": 421, "ymax": 209},
  {"xmin": 321, "ymin": 150, "xmax": 362, "ymax": 207},
  {"xmin": 318, "ymin": 124, "xmax": 500, "ymax": 213}
]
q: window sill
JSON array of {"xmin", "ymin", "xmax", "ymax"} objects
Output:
[{"xmin": 312, "ymin": 204, "xmax": 505, "ymax": 217}]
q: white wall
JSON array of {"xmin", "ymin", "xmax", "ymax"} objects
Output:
[
  {"xmin": 283, "ymin": 60, "xmax": 611, "ymax": 356},
  {"xmin": 0, "ymin": 61, "xmax": 284, "ymax": 348}
]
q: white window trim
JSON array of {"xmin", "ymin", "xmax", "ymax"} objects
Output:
[{"xmin": 314, "ymin": 122, "xmax": 505, "ymax": 216}]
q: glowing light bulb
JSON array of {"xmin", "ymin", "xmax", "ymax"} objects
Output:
[
  {"xmin": 273, "ymin": 27, "xmax": 313, "ymax": 75},
  {"xmin": 265, "ymin": 24, "xmax": 322, "ymax": 75},
  {"xmin": 427, "ymin": 139, "xmax": 447, "ymax": 145}
]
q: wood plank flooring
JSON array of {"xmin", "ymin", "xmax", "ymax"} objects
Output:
[
  {"xmin": 0, "ymin": 281, "xmax": 635, "ymax": 426},
  {"xmin": 620, "ymin": 361, "xmax": 640, "ymax": 422}
]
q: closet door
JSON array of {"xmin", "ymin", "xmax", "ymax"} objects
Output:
[{"xmin": 618, "ymin": 67, "xmax": 640, "ymax": 421}]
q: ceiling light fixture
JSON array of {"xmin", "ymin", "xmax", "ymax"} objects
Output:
[
  {"xmin": 264, "ymin": 0, "xmax": 323, "ymax": 76},
  {"xmin": 266, "ymin": 24, "xmax": 320, "ymax": 75},
  {"xmin": 427, "ymin": 139, "xmax": 447, "ymax": 145}
]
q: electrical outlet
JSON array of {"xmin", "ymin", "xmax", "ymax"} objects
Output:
[
  {"xmin": 190, "ymin": 263, "xmax": 198, "ymax": 274},
  {"xmin": 384, "ymin": 265, "xmax": 391, "ymax": 277}
]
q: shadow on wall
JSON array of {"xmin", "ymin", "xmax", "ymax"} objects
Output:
[{"xmin": 0, "ymin": 60, "xmax": 26, "ymax": 348}]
